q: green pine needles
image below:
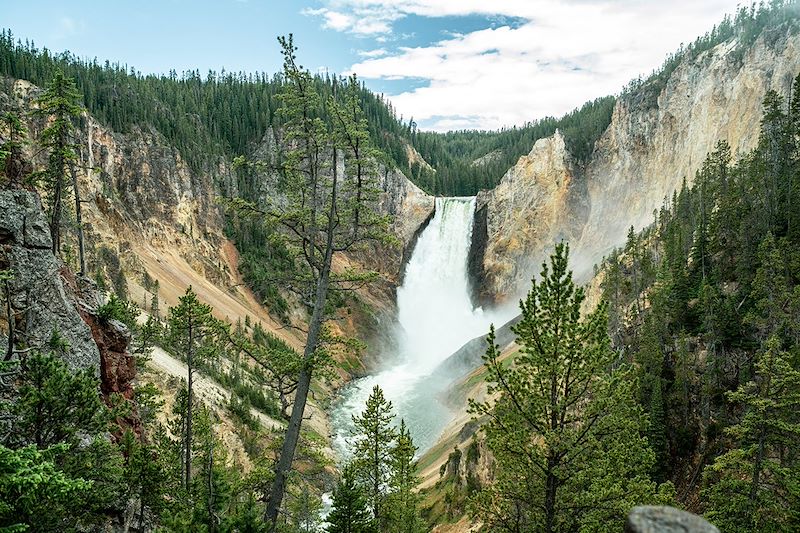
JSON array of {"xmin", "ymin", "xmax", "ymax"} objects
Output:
[{"xmin": 469, "ymin": 243, "xmax": 672, "ymax": 533}]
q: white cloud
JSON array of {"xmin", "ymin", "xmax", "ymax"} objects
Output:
[
  {"xmin": 309, "ymin": 0, "xmax": 742, "ymax": 131},
  {"xmin": 302, "ymin": 6, "xmax": 402, "ymax": 35},
  {"xmin": 357, "ymin": 48, "xmax": 389, "ymax": 58}
]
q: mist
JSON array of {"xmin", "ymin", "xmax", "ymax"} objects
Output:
[{"xmin": 330, "ymin": 197, "xmax": 515, "ymax": 458}]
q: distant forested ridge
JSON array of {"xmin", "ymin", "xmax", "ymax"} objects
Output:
[
  {"xmin": 0, "ymin": 28, "xmax": 612, "ymax": 196},
  {"xmin": 1, "ymin": 2, "xmax": 797, "ymax": 197}
]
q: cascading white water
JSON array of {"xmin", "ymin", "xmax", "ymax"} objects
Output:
[{"xmin": 331, "ymin": 197, "xmax": 499, "ymax": 458}]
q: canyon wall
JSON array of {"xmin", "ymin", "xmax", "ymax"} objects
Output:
[
  {"xmin": 473, "ymin": 25, "xmax": 800, "ymax": 303},
  {"xmin": 1, "ymin": 78, "xmax": 434, "ymax": 359}
]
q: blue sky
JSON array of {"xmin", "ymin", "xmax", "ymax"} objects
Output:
[{"xmin": 3, "ymin": 0, "xmax": 742, "ymax": 131}]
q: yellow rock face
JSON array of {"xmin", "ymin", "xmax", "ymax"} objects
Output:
[{"xmin": 477, "ymin": 29, "xmax": 800, "ymax": 304}]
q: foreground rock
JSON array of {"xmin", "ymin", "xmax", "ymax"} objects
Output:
[{"xmin": 625, "ymin": 506, "xmax": 719, "ymax": 533}]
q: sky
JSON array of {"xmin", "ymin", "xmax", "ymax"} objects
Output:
[{"xmin": 2, "ymin": 0, "xmax": 743, "ymax": 131}]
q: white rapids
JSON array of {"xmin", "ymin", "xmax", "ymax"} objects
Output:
[{"xmin": 330, "ymin": 197, "xmax": 502, "ymax": 458}]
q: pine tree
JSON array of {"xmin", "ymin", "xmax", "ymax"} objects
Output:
[
  {"xmin": 351, "ymin": 384, "xmax": 396, "ymax": 524},
  {"xmin": 702, "ymin": 335, "xmax": 800, "ymax": 532},
  {"xmin": 327, "ymin": 464, "xmax": 376, "ymax": 533},
  {"xmin": 647, "ymin": 377, "xmax": 668, "ymax": 482},
  {"xmin": 166, "ymin": 286, "xmax": 222, "ymax": 491},
  {"xmin": 386, "ymin": 419, "xmax": 422, "ymax": 533},
  {"xmin": 469, "ymin": 243, "xmax": 669, "ymax": 533},
  {"xmin": 226, "ymin": 35, "xmax": 391, "ymax": 526},
  {"xmin": 9, "ymin": 347, "xmax": 108, "ymax": 449},
  {"xmin": 0, "ymin": 111, "xmax": 29, "ymax": 188},
  {"xmin": 0, "ymin": 444, "xmax": 91, "ymax": 531},
  {"xmin": 120, "ymin": 430, "xmax": 169, "ymax": 531},
  {"xmin": 32, "ymin": 70, "xmax": 82, "ymax": 256},
  {"xmin": 151, "ymin": 279, "xmax": 161, "ymax": 319}
]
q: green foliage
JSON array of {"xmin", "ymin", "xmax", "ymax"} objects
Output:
[
  {"xmin": 31, "ymin": 69, "xmax": 82, "ymax": 255},
  {"xmin": 385, "ymin": 420, "xmax": 424, "ymax": 533},
  {"xmin": 410, "ymin": 96, "xmax": 616, "ymax": 195},
  {"xmin": 0, "ymin": 443, "xmax": 91, "ymax": 532},
  {"xmin": 97, "ymin": 293, "xmax": 140, "ymax": 328},
  {"xmin": 702, "ymin": 335, "xmax": 800, "ymax": 532},
  {"xmin": 623, "ymin": 1, "xmax": 800, "ymax": 105},
  {"xmin": 351, "ymin": 384, "xmax": 396, "ymax": 522},
  {"xmin": 599, "ymin": 72, "xmax": 800, "ymax": 510},
  {"xmin": 0, "ymin": 110, "xmax": 29, "ymax": 188},
  {"xmin": 165, "ymin": 286, "xmax": 224, "ymax": 491},
  {"xmin": 57, "ymin": 436, "xmax": 127, "ymax": 526},
  {"xmin": 8, "ymin": 349, "xmax": 108, "ymax": 449},
  {"xmin": 470, "ymin": 243, "xmax": 669, "ymax": 532},
  {"xmin": 131, "ymin": 314, "xmax": 161, "ymax": 368},
  {"xmin": 0, "ymin": 346, "xmax": 131, "ymax": 531},
  {"xmin": 343, "ymin": 386, "xmax": 423, "ymax": 531},
  {"xmin": 326, "ymin": 464, "xmax": 376, "ymax": 533},
  {"xmin": 119, "ymin": 430, "xmax": 170, "ymax": 530}
]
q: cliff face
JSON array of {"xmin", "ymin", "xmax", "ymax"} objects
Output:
[
  {"xmin": 1, "ymin": 78, "xmax": 433, "ymax": 357},
  {"xmin": 0, "ymin": 190, "xmax": 139, "ymax": 435},
  {"xmin": 0, "ymin": 190, "xmax": 99, "ymax": 371},
  {"xmin": 474, "ymin": 26, "xmax": 800, "ymax": 303},
  {"xmin": 473, "ymin": 131, "xmax": 586, "ymax": 302},
  {"xmin": 1, "ymin": 78, "xmax": 271, "ymax": 335}
]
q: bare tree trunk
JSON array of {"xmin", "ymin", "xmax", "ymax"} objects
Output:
[
  {"xmin": 544, "ymin": 461, "xmax": 557, "ymax": 533},
  {"xmin": 207, "ymin": 434, "xmax": 215, "ymax": 533},
  {"xmin": 3, "ymin": 279, "xmax": 13, "ymax": 361},
  {"xmin": 50, "ymin": 161, "xmax": 63, "ymax": 256}
]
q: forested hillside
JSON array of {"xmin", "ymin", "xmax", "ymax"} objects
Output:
[{"xmin": 598, "ymin": 79, "xmax": 800, "ymax": 530}]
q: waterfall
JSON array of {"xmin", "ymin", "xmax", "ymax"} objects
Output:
[{"xmin": 331, "ymin": 197, "xmax": 499, "ymax": 458}]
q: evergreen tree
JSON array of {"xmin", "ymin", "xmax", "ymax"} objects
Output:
[
  {"xmin": 227, "ymin": 35, "xmax": 391, "ymax": 526},
  {"xmin": 386, "ymin": 419, "xmax": 422, "ymax": 533},
  {"xmin": 351, "ymin": 384, "xmax": 396, "ymax": 525},
  {"xmin": 166, "ymin": 286, "xmax": 222, "ymax": 491},
  {"xmin": 120, "ymin": 430, "xmax": 169, "ymax": 531},
  {"xmin": 469, "ymin": 243, "xmax": 669, "ymax": 533},
  {"xmin": 327, "ymin": 464, "xmax": 376, "ymax": 533},
  {"xmin": 702, "ymin": 335, "xmax": 800, "ymax": 532},
  {"xmin": 647, "ymin": 377, "xmax": 669, "ymax": 483},
  {"xmin": 32, "ymin": 70, "xmax": 82, "ymax": 255},
  {"xmin": 0, "ymin": 443, "xmax": 91, "ymax": 531},
  {"xmin": 0, "ymin": 111, "xmax": 29, "ymax": 188},
  {"xmin": 8, "ymin": 347, "xmax": 108, "ymax": 449}
]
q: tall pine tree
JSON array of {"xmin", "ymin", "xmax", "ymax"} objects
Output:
[
  {"xmin": 33, "ymin": 70, "xmax": 82, "ymax": 255},
  {"xmin": 351, "ymin": 384, "xmax": 396, "ymax": 525},
  {"xmin": 327, "ymin": 464, "xmax": 376, "ymax": 533},
  {"xmin": 469, "ymin": 243, "xmax": 669, "ymax": 533}
]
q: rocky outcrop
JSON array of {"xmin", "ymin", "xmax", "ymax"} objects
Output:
[
  {"xmin": 1, "ymin": 189, "xmax": 140, "ymax": 433},
  {"xmin": 377, "ymin": 166, "xmax": 435, "ymax": 278},
  {"xmin": 473, "ymin": 131, "xmax": 587, "ymax": 302},
  {"xmin": 474, "ymin": 25, "xmax": 800, "ymax": 303},
  {"xmin": 328, "ymin": 165, "xmax": 434, "ymax": 370},
  {"xmin": 625, "ymin": 506, "xmax": 719, "ymax": 533},
  {"xmin": 79, "ymin": 306, "xmax": 141, "ymax": 436},
  {"xmin": 471, "ymin": 149, "xmax": 503, "ymax": 168},
  {"xmin": 0, "ymin": 190, "xmax": 100, "ymax": 371},
  {"xmin": 404, "ymin": 142, "xmax": 435, "ymax": 174}
]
